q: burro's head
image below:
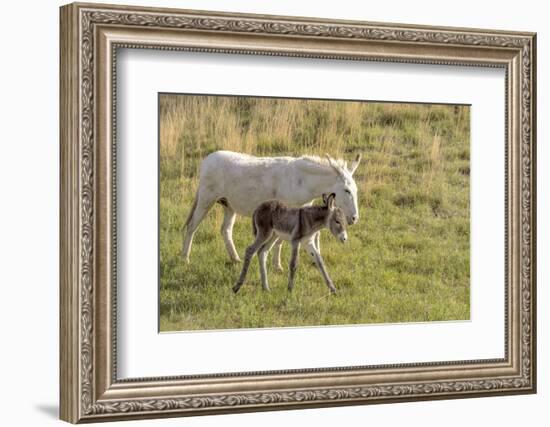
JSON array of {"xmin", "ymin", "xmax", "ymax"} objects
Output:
[
  {"xmin": 325, "ymin": 153, "xmax": 361, "ymax": 225},
  {"xmin": 323, "ymin": 193, "xmax": 348, "ymax": 243}
]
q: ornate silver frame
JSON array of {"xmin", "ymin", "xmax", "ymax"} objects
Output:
[{"xmin": 60, "ymin": 2, "xmax": 537, "ymax": 423}]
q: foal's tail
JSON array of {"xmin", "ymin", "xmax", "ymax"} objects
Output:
[
  {"xmin": 252, "ymin": 216, "xmax": 258, "ymax": 237},
  {"xmin": 183, "ymin": 189, "xmax": 199, "ymax": 230}
]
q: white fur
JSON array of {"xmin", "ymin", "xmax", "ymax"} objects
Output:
[{"xmin": 182, "ymin": 150, "xmax": 360, "ymax": 263}]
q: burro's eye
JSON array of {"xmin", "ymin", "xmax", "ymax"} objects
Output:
[
  {"xmin": 344, "ymin": 189, "xmax": 351, "ymax": 195},
  {"xmin": 335, "ymin": 220, "xmax": 340, "ymax": 225}
]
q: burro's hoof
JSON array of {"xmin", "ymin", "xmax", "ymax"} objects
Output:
[
  {"xmin": 231, "ymin": 257, "xmax": 242, "ymax": 264},
  {"xmin": 232, "ymin": 284, "xmax": 241, "ymax": 294},
  {"xmin": 330, "ymin": 288, "xmax": 338, "ymax": 295},
  {"xmin": 275, "ymin": 266, "xmax": 284, "ymax": 273}
]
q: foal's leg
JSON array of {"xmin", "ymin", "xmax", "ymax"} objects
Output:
[
  {"xmin": 221, "ymin": 204, "xmax": 241, "ymax": 263},
  {"xmin": 233, "ymin": 229, "xmax": 272, "ymax": 293},
  {"xmin": 272, "ymin": 238, "xmax": 284, "ymax": 272},
  {"xmin": 182, "ymin": 192, "xmax": 216, "ymax": 263},
  {"xmin": 287, "ymin": 240, "xmax": 301, "ymax": 291},
  {"xmin": 305, "ymin": 240, "xmax": 337, "ymax": 294},
  {"xmin": 257, "ymin": 235, "xmax": 278, "ymax": 291}
]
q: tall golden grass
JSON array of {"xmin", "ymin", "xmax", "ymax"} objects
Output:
[{"xmin": 160, "ymin": 95, "xmax": 466, "ymax": 202}]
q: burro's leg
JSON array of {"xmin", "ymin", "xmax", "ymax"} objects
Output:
[
  {"xmin": 257, "ymin": 235, "xmax": 278, "ymax": 291},
  {"xmin": 305, "ymin": 238, "xmax": 337, "ymax": 294},
  {"xmin": 181, "ymin": 190, "xmax": 216, "ymax": 264},
  {"xmin": 315, "ymin": 231, "xmax": 321, "ymax": 253},
  {"xmin": 305, "ymin": 231, "xmax": 320, "ymax": 264},
  {"xmin": 221, "ymin": 204, "xmax": 241, "ymax": 262},
  {"xmin": 287, "ymin": 240, "xmax": 301, "ymax": 291},
  {"xmin": 233, "ymin": 229, "xmax": 272, "ymax": 294},
  {"xmin": 272, "ymin": 238, "xmax": 284, "ymax": 272}
]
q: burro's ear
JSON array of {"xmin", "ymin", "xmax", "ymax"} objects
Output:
[
  {"xmin": 348, "ymin": 153, "xmax": 362, "ymax": 175},
  {"xmin": 322, "ymin": 193, "xmax": 329, "ymax": 206},
  {"xmin": 327, "ymin": 192, "xmax": 336, "ymax": 210},
  {"xmin": 325, "ymin": 153, "xmax": 344, "ymax": 177}
]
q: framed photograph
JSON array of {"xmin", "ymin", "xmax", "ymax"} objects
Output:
[{"xmin": 60, "ymin": 2, "xmax": 537, "ymax": 423}]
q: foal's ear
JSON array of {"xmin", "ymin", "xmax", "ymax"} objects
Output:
[{"xmin": 327, "ymin": 193, "xmax": 336, "ymax": 210}]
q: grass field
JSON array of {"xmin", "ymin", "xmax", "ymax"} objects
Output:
[{"xmin": 159, "ymin": 94, "xmax": 470, "ymax": 332}]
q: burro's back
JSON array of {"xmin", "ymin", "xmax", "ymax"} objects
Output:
[{"xmin": 199, "ymin": 151, "xmax": 298, "ymax": 216}]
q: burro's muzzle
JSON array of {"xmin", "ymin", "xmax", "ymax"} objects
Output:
[{"xmin": 347, "ymin": 214, "xmax": 359, "ymax": 225}]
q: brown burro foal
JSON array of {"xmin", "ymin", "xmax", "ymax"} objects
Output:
[{"xmin": 233, "ymin": 193, "xmax": 348, "ymax": 295}]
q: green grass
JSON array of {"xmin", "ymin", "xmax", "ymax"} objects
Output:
[{"xmin": 159, "ymin": 96, "xmax": 470, "ymax": 331}]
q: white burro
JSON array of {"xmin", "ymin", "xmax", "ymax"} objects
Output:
[{"xmin": 181, "ymin": 150, "xmax": 361, "ymax": 268}]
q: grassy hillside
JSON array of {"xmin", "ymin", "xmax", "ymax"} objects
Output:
[{"xmin": 159, "ymin": 94, "xmax": 470, "ymax": 331}]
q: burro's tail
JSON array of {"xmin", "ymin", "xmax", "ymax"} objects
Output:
[{"xmin": 184, "ymin": 188, "xmax": 199, "ymax": 229}]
